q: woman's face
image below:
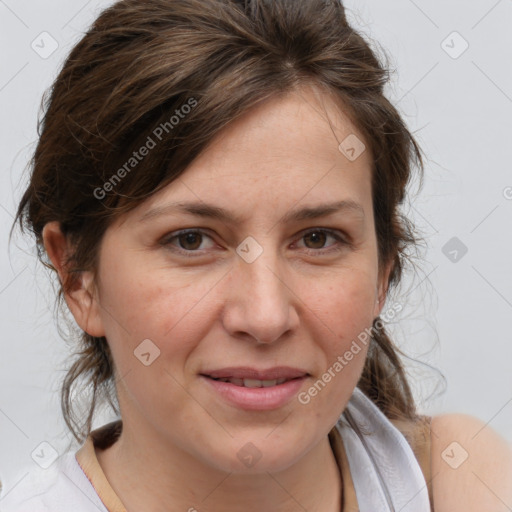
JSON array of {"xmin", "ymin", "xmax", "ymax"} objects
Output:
[{"xmin": 83, "ymin": 85, "xmax": 389, "ymax": 472}]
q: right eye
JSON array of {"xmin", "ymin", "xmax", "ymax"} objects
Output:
[{"xmin": 160, "ymin": 229, "xmax": 217, "ymax": 257}]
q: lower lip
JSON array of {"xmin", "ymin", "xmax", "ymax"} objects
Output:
[{"xmin": 201, "ymin": 375, "xmax": 307, "ymax": 410}]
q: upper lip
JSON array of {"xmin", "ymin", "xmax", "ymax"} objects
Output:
[{"xmin": 201, "ymin": 366, "xmax": 309, "ymax": 380}]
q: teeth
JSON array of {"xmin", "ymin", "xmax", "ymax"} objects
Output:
[
  {"xmin": 244, "ymin": 378, "xmax": 275, "ymax": 388},
  {"xmin": 218, "ymin": 377, "xmax": 243, "ymax": 385},
  {"xmin": 214, "ymin": 377, "xmax": 288, "ymax": 387}
]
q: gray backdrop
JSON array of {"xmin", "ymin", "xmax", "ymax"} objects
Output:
[{"xmin": 1, "ymin": 0, "xmax": 511, "ymax": 491}]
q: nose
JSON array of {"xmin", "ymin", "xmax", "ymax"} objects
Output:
[{"xmin": 221, "ymin": 245, "xmax": 300, "ymax": 345}]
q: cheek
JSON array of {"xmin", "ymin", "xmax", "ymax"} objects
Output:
[
  {"xmin": 309, "ymin": 268, "xmax": 377, "ymax": 345},
  {"xmin": 295, "ymin": 270, "xmax": 376, "ymax": 417},
  {"xmin": 292, "ymin": 271, "xmax": 376, "ymax": 430},
  {"xmin": 96, "ymin": 253, "xmax": 222, "ymax": 364},
  {"xmin": 94, "ymin": 260, "xmax": 221, "ymax": 415}
]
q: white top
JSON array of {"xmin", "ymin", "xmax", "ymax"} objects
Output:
[
  {"xmin": 0, "ymin": 387, "xmax": 431, "ymax": 511},
  {"xmin": 338, "ymin": 387, "xmax": 431, "ymax": 511},
  {"xmin": 0, "ymin": 449, "xmax": 109, "ymax": 512}
]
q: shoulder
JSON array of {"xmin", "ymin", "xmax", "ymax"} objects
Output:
[{"xmin": 430, "ymin": 413, "xmax": 512, "ymax": 512}]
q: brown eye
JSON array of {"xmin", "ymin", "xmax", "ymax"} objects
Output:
[
  {"xmin": 177, "ymin": 232, "xmax": 203, "ymax": 250},
  {"xmin": 161, "ymin": 229, "xmax": 216, "ymax": 257},
  {"xmin": 303, "ymin": 231, "xmax": 328, "ymax": 249},
  {"xmin": 296, "ymin": 228, "xmax": 349, "ymax": 255}
]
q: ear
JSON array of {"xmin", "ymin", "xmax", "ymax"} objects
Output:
[
  {"xmin": 373, "ymin": 259, "xmax": 393, "ymax": 318},
  {"xmin": 42, "ymin": 221, "xmax": 105, "ymax": 338}
]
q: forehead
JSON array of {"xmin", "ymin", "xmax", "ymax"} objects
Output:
[
  {"xmin": 189, "ymin": 86, "xmax": 369, "ymax": 174},
  {"xmin": 130, "ymin": 85, "xmax": 373, "ymax": 224}
]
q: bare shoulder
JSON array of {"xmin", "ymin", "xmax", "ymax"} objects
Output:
[{"xmin": 430, "ymin": 413, "xmax": 512, "ymax": 512}]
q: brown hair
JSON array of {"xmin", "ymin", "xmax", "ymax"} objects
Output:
[{"xmin": 12, "ymin": 0, "xmax": 425, "ymax": 443}]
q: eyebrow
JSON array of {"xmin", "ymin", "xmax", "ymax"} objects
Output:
[{"xmin": 138, "ymin": 199, "xmax": 365, "ymax": 224}]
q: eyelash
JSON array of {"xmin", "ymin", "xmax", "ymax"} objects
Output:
[{"xmin": 160, "ymin": 228, "xmax": 350, "ymax": 258}]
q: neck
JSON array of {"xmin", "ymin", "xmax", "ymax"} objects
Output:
[{"xmin": 96, "ymin": 421, "xmax": 342, "ymax": 512}]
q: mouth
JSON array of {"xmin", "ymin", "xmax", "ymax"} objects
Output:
[
  {"xmin": 201, "ymin": 366, "xmax": 309, "ymax": 384},
  {"xmin": 199, "ymin": 366, "xmax": 309, "ymax": 410},
  {"xmin": 206, "ymin": 376, "xmax": 298, "ymax": 387}
]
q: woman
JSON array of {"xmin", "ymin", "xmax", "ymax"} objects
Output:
[{"xmin": 3, "ymin": 0, "xmax": 511, "ymax": 510}]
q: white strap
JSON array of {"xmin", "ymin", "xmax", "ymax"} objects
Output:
[{"xmin": 336, "ymin": 387, "xmax": 431, "ymax": 512}]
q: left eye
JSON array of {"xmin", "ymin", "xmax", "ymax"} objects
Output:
[{"xmin": 295, "ymin": 229, "xmax": 347, "ymax": 253}]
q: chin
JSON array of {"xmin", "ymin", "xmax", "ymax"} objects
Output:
[{"xmin": 202, "ymin": 435, "xmax": 312, "ymax": 474}]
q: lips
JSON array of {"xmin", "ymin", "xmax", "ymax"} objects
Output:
[{"xmin": 200, "ymin": 367, "xmax": 309, "ymax": 410}]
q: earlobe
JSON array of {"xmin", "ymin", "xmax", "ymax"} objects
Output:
[
  {"xmin": 42, "ymin": 221, "xmax": 106, "ymax": 338},
  {"xmin": 72, "ymin": 271, "xmax": 106, "ymax": 338}
]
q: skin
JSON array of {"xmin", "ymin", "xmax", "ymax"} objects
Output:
[
  {"xmin": 431, "ymin": 414, "xmax": 512, "ymax": 511},
  {"xmin": 43, "ymin": 84, "xmax": 512, "ymax": 511}
]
